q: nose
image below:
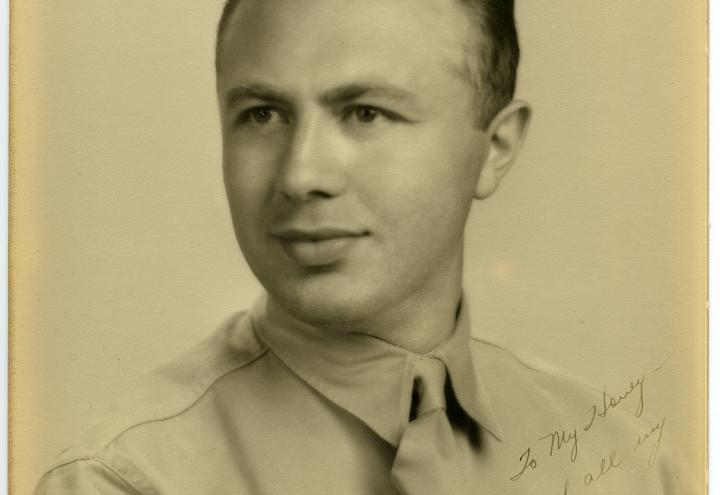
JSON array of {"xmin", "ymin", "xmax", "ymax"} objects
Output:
[{"xmin": 275, "ymin": 115, "xmax": 349, "ymax": 202}]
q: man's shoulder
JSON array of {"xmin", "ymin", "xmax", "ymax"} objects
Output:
[
  {"xmin": 468, "ymin": 335, "xmax": 642, "ymax": 437},
  {"xmin": 469, "ymin": 336, "xmax": 602, "ymax": 403},
  {"xmin": 39, "ymin": 311, "xmax": 268, "ymax": 479}
]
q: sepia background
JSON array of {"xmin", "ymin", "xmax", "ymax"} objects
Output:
[{"xmin": 10, "ymin": 1, "xmax": 706, "ymax": 493}]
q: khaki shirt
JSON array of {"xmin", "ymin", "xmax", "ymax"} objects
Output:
[{"xmin": 36, "ymin": 295, "xmax": 693, "ymax": 494}]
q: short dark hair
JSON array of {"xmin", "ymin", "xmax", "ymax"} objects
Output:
[{"xmin": 216, "ymin": 0, "xmax": 519, "ymax": 128}]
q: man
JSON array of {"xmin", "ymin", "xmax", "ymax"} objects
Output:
[{"xmin": 36, "ymin": 0, "xmax": 691, "ymax": 493}]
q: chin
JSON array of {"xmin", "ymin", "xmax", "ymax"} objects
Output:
[{"xmin": 267, "ymin": 278, "xmax": 390, "ymax": 328}]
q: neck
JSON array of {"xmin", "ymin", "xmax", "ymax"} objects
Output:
[{"xmin": 362, "ymin": 282, "xmax": 463, "ymax": 353}]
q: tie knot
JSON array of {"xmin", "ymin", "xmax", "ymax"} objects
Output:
[{"xmin": 413, "ymin": 357, "xmax": 447, "ymax": 416}]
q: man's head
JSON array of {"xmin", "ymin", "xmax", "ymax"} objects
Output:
[
  {"xmin": 215, "ymin": 0, "xmax": 530, "ymax": 335},
  {"xmin": 216, "ymin": 0, "xmax": 520, "ymax": 129}
]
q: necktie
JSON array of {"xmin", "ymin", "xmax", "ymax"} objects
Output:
[{"xmin": 390, "ymin": 356, "xmax": 467, "ymax": 495}]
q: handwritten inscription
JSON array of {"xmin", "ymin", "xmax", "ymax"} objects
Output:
[
  {"xmin": 510, "ymin": 448, "xmax": 538, "ymax": 481},
  {"xmin": 584, "ymin": 375, "xmax": 645, "ymax": 431},
  {"xmin": 635, "ymin": 417, "xmax": 666, "ymax": 467},
  {"xmin": 583, "ymin": 449, "xmax": 622, "ymax": 486},
  {"xmin": 538, "ymin": 428, "xmax": 579, "ymax": 463},
  {"xmin": 556, "ymin": 478, "xmax": 570, "ymax": 494},
  {"xmin": 507, "ymin": 358, "xmax": 673, "ymax": 491}
]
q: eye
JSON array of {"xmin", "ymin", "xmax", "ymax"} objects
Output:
[
  {"xmin": 343, "ymin": 105, "xmax": 406, "ymax": 127},
  {"xmin": 250, "ymin": 107, "xmax": 275, "ymax": 124},
  {"xmin": 352, "ymin": 106, "xmax": 380, "ymax": 123},
  {"xmin": 236, "ymin": 106, "xmax": 289, "ymax": 127}
]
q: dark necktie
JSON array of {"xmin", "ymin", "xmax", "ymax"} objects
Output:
[{"xmin": 390, "ymin": 356, "xmax": 467, "ymax": 495}]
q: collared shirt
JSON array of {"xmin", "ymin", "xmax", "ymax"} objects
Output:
[{"xmin": 36, "ymin": 295, "xmax": 694, "ymax": 494}]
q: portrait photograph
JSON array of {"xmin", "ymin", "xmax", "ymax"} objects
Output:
[{"xmin": 9, "ymin": 1, "xmax": 707, "ymax": 493}]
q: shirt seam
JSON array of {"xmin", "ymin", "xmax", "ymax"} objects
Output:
[
  {"xmin": 97, "ymin": 346, "xmax": 270, "ymax": 451},
  {"xmin": 93, "ymin": 457, "xmax": 149, "ymax": 495},
  {"xmin": 35, "ymin": 457, "xmax": 146, "ymax": 495},
  {"xmin": 470, "ymin": 335, "xmax": 594, "ymax": 384},
  {"xmin": 40, "ymin": 341, "xmax": 271, "ymax": 480}
]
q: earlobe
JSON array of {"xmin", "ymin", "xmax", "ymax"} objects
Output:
[{"xmin": 474, "ymin": 100, "xmax": 532, "ymax": 200}]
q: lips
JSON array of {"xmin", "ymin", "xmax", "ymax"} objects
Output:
[{"xmin": 271, "ymin": 227, "xmax": 368, "ymax": 266}]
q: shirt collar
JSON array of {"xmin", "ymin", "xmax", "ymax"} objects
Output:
[{"xmin": 249, "ymin": 293, "xmax": 503, "ymax": 446}]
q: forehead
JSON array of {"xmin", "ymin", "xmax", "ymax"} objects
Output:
[{"xmin": 217, "ymin": 0, "xmax": 474, "ymax": 94}]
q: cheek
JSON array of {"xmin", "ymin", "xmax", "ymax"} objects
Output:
[
  {"xmin": 356, "ymin": 134, "xmax": 479, "ymax": 222},
  {"xmin": 223, "ymin": 145, "xmax": 278, "ymax": 215}
]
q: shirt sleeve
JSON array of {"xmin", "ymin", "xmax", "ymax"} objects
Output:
[{"xmin": 35, "ymin": 459, "xmax": 145, "ymax": 495}]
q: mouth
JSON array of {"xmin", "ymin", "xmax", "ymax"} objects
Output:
[{"xmin": 271, "ymin": 227, "xmax": 369, "ymax": 266}]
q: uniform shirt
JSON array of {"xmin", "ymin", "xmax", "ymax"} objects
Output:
[{"xmin": 36, "ymin": 295, "xmax": 693, "ymax": 494}]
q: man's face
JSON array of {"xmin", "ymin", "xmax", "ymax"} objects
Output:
[{"xmin": 217, "ymin": 0, "xmax": 491, "ymax": 326}]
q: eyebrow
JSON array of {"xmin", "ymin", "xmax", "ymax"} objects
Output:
[
  {"xmin": 224, "ymin": 83, "xmax": 293, "ymax": 109},
  {"xmin": 223, "ymin": 81, "xmax": 422, "ymax": 110},
  {"xmin": 319, "ymin": 82, "xmax": 421, "ymax": 107}
]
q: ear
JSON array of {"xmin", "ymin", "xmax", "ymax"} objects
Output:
[{"xmin": 475, "ymin": 100, "xmax": 532, "ymax": 199}]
